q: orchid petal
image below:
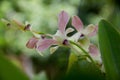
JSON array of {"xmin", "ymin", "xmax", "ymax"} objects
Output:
[
  {"xmin": 58, "ymin": 11, "xmax": 70, "ymax": 34},
  {"xmin": 89, "ymin": 44, "xmax": 101, "ymax": 62},
  {"xmin": 65, "ymin": 28, "xmax": 74, "ymax": 35},
  {"xmin": 53, "ymin": 30, "xmax": 64, "ymax": 42},
  {"xmin": 26, "ymin": 37, "xmax": 38, "ymax": 49},
  {"xmin": 72, "ymin": 16, "xmax": 83, "ymax": 31},
  {"xmin": 50, "ymin": 46, "xmax": 59, "ymax": 54},
  {"xmin": 84, "ymin": 24, "xmax": 98, "ymax": 37},
  {"xmin": 36, "ymin": 39, "xmax": 57, "ymax": 52},
  {"xmin": 89, "ymin": 44, "xmax": 99, "ymax": 56},
  {"xmin": 69, "ymin": 32, "xmax": 81, "ymax": 42}
]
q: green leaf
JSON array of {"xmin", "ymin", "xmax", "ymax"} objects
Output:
[
  {"xmin": 98, "ymin": 20, "xmax": 120, "ymax": 80},
  {"xmin": 65, "ymin": 58, "xmax": 105, "ymax": 80},
  {"xmin": 48, "ymin": 46, "xmax": 70, "ymax": 80},
  {"xmin": 35, "ymin": 47, "xmax": 70, "ymax": 80},
  {"xmin": 0, "ymin": 54, "xmax": 29, "ymax": 80}
]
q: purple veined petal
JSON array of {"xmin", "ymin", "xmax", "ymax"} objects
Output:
[
  {"xmin": 58, "ymin": 11, "xmax": 70, "ymax": 34},
  {"xmin": 72, "ymin": 16, "xmax": 83, "ymax": 32},
  {"xmin": 26, "ymin": 37, "xmax": 39, "ymax": 49},
  {"xmin": 89, "ymin": 44, "xmax": 99, "ymax": 57},
  {"xmin": 84, "ymin": 24, "xmax": 98, "ymax": 37},
  {"xmin": 36, "ymin": 39, "xmax": 57, "ymax": 52}
]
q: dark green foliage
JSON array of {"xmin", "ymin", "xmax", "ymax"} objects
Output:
[
  {"xmin": 98, "ymin": 20, "xmax": 120, "ymax": 80},
  {"xmin": 63, "ymin": 58, "xmax": 105, "ymax": 80},
  {"xmin": 0, "ymin": 54, "xmax": 29, "ymax": 80}
]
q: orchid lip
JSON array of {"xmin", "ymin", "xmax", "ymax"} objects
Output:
[
  {"xmin": 79, "ymin": 33, "xmax": 85, "ymax": 40},
  {"xmin": 80, "ymin": 33, "xmax": 84, "ymax": 37},
  {"xmin": 62, "ymin": 39, "xmax": 69, "ymax": 45},
  {"xmin": 41, "ymin": 35, "xmax": 45, "ymax": 39}
]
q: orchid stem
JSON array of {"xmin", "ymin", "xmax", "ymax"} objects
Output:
[{"xmin": 69, "ymin": 41, "xmax": 95, "ymax": 64}]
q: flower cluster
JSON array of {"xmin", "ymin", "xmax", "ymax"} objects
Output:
[
  {"xmin": 25, "ymin": 11, "xmax": 100, "ymax": 63},
  {"xmin": 2, "ymin": 11, "xmax": 101, "ymax": 63}
]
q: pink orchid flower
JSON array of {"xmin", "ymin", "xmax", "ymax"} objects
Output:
[
  {"xmin": 70, "ymin": 16, "xmax": 99, "ymax": 57},
  {"xmin": 71, "ymin": 16, "xmax": 98, "ymax": 42},
  {"xmin": 35, "ymin": 11, "xmax": 70, "ymax": 52}
]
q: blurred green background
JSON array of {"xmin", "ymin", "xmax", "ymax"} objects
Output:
[{"xmin": 0, "ymin": 0, "xmax": 120, "ymax": 80}]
